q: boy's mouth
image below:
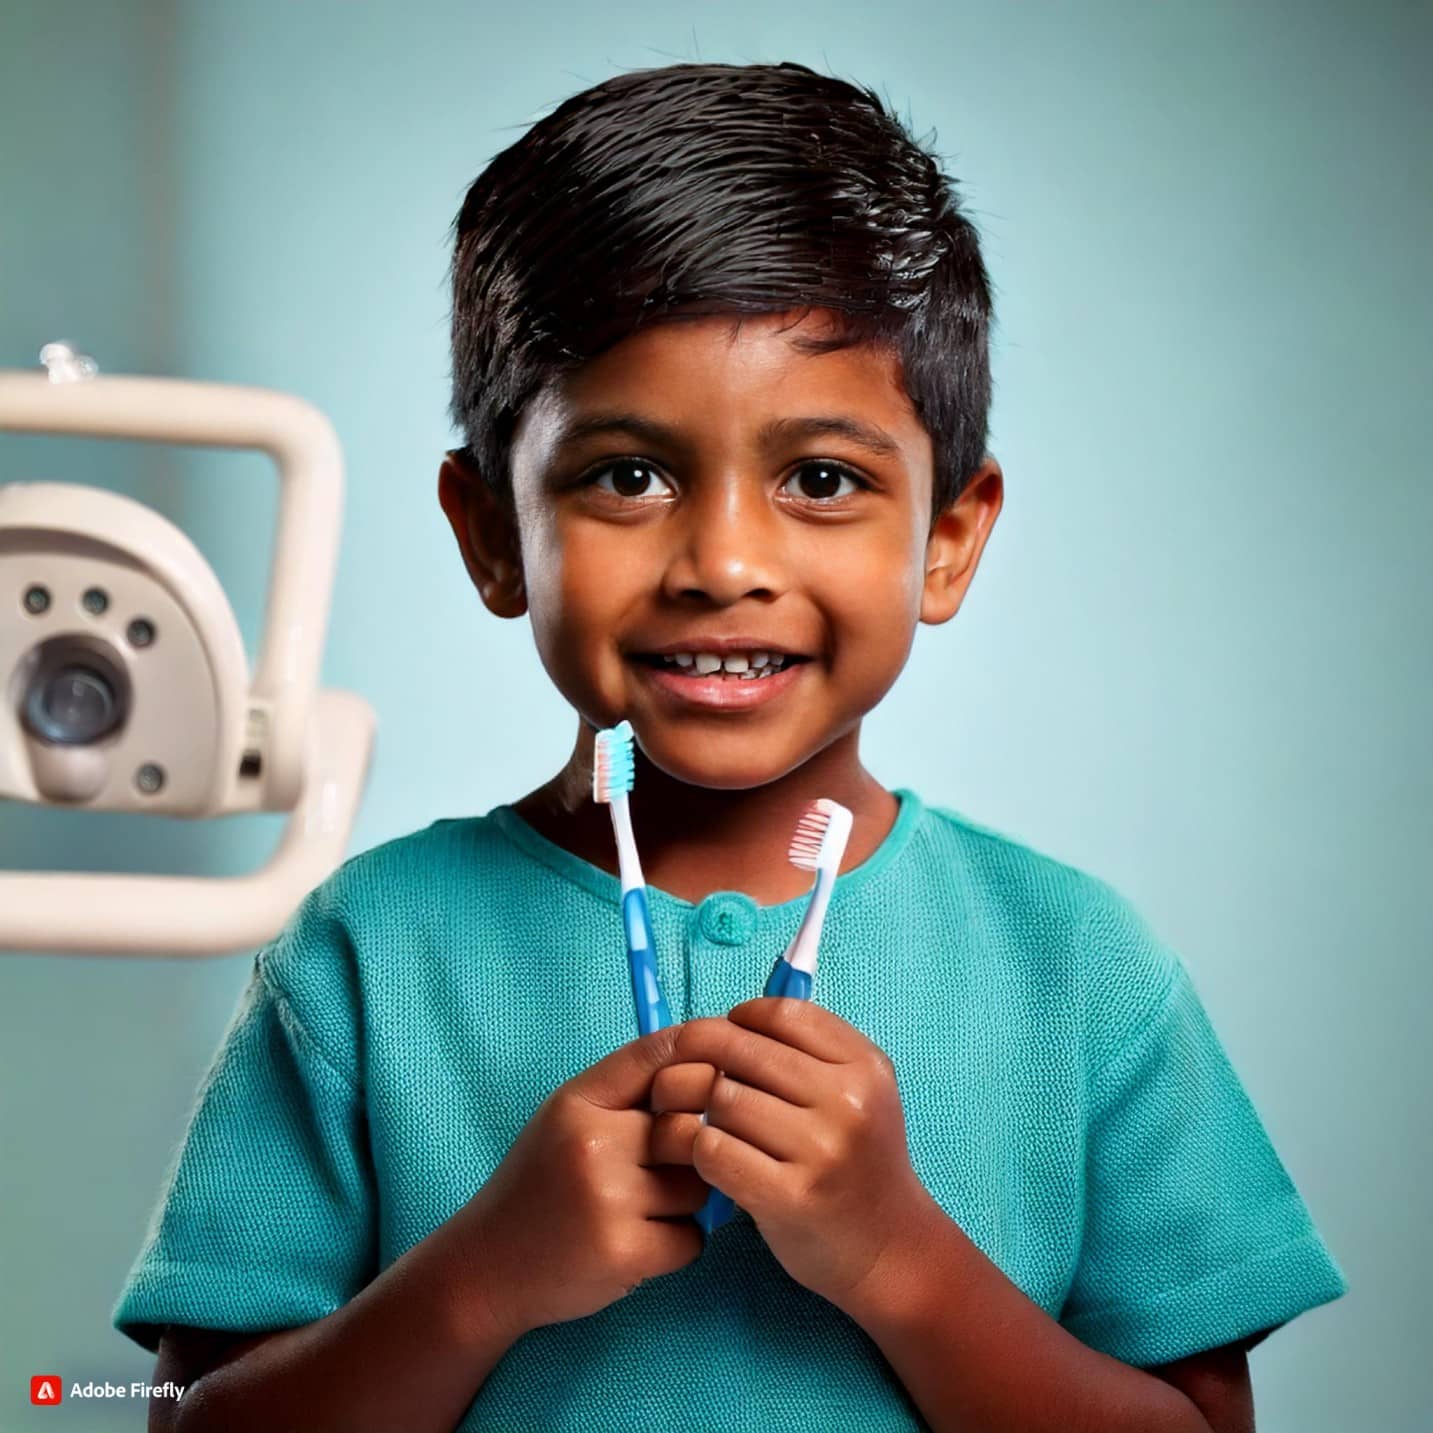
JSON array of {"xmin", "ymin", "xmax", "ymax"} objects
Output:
[
  {"xmin": 627, "ymin": 644, "xmax": 813, "ymax": 710},
  {"xmin": 631, "ymin": 649, "xmax": 808, "ymax": 680}
]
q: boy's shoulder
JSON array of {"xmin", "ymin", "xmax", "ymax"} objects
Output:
[
  {"xmin": 915, "ymin": 795, "xmax": 1119, "ymax": 922},
  {"xmin": 266, "ymin": 811, "xmax": 509, "ymax": 955},
  {"xmin": 914, "ymin": 795, "xmax": 1182, "ymax": 1033},
  {"xmin": 254, "ymin": 813, "xmax": 519, "ymax": 1022},
  {"xmin": 327, "ymin": 810, "xmax": 498, "ymax": 887},
  {"xmin": 329, "ymin": 807, "xmax": 526, "ymax": 891}
]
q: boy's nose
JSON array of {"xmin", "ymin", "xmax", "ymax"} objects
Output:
[{"xmin": 659, "ymin": 480, "xmax": 789, "ymax": 605}]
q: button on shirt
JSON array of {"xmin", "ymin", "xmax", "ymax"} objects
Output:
[
  {"xmin": 697, "ymin": 892, "xmax": 758, "ymax": 946},
  {"xmin": 690, "ymin": 892, "xmax": 764, "ymax": 1018}
]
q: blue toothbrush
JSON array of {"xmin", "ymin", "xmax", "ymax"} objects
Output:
[
  {"xmin": 593, "ymin": 721, "xmax": 671, "ymax": 1036},
  {"xmin": 696, "ymin": 798, "xmax": 854, "ymax": 1236}
]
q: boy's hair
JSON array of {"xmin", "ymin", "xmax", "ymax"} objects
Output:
[{"xmin": 449, "ymin": 61, "xmax": 992, "ymax": 520}]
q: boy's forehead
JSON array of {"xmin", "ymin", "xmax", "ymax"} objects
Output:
[{"xmin": 511, "ymin": 310, "xmax": 931, "ymax": 474}]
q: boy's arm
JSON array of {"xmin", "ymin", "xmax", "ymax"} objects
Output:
[
  {"xmin": 1147, "ymin": 1342, "xmax": 1256, "ymax": 1433},
  {"xmin": 838, "ymin": 1190, "xmax": 1253, "ymax": 1433},
  {"xmin": 165, "ymin": 1210, "xmax": 524, "ymax": 1433}
]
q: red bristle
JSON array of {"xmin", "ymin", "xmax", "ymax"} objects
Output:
[{"xmin": 788, "ymin": 801, "xmax": 833, "ymax": 868}]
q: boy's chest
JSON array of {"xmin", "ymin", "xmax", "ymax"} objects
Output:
[{"xmin": 361, "ymin": 898, "xmax": 1087, "ymax": 1316}]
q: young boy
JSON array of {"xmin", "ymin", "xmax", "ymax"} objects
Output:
[{"xmin": 113, "ymin": 62, "xmax": 1346, "ymax": 1433}]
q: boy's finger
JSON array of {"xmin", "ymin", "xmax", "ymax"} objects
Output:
[
  {"xmin": 650, "ymin": 1061, "xmax": 717, "ymax": 1113},
  {"xmin": 701, "ymin": 1074, "xmax": 808, "ymax": 1163},
  {"xmin": 640, "ymin": 1165, "xmax": 710, "ymax": 1217},
  {"xmin": 648, "ymin": 1110, "xmax": 704, "ymax": 1166},
  {"xmin": 727, "ymin": 997, "xmax": 861, "ymax": 1063},
  {"xmin": 673, "ymin": 1018, "xmax": 818, "ymax": 1106},
  {"xmin": 571, "ymin": 1025, "xmax": 683, "ymax": 1110},
  {"xmin": 692, "ymin": 1123, "xmax": 784, "ymax": 1219}
]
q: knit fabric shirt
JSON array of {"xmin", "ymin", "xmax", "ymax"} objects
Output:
[{"xmin": 113, "ymin": 789, "xmax": 1347, "ymax": 1430}]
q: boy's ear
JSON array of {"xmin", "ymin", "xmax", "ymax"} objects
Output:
[
  {"xmin": 920, "ymin": 458, "xmax": 1003, "ymax": 626},
  {"xmin": 437, "ymin": 449, "xmax": 527, "ymax": 618}
]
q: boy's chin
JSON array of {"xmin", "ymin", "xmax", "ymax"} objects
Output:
[{"xmin": 634, "ymin": 732, "xmax": 813, "ymax": 792}]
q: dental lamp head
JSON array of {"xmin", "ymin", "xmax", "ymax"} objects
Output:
[
  {"xmin": 0, "ymin": 350, "xmax": 376, "ymax": 957},
  {"xmin": 3, "ymin": 480, "xmax": 252, "ymax": 812}
]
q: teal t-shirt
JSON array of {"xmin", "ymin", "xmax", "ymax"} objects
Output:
[{"xmin": 112, "ymin": 789, "xmax": 1347, "ymax": 1429}]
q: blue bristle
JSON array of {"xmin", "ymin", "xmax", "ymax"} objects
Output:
[{"xmin": 593, "ymin": 720, "xmax": 635, "ymax": 802}]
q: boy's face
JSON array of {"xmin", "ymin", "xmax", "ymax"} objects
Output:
[{"xmin": 440, "ymin": 308, "xmax": 1001, "ymax": 790}]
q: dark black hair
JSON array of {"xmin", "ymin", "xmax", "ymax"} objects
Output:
[{"xmin": 449, "ymin": 61, "xmax": 992, "ymax": 519}]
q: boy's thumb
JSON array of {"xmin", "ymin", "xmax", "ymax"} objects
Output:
[{"xmin": 572, "ymin": 1024, "xmax": 682, "ymax": 1110}]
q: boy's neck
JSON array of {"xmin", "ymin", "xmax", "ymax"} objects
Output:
[{"xmin": 509, "ymin": 723, "xmax": 900, "ymax": 906}]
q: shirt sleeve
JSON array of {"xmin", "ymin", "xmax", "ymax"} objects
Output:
[
  {"xmin": 1058, "ymin": 887, "xmax": 1348, "ymax": 1368},
  {"xmin": 111, "ymin": 880, "xmax": 378, "ymax": 1354}
]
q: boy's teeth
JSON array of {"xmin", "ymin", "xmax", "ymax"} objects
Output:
[{"xmin": 656, "ymin": 650, "xmax": 792, "ymax": 674}]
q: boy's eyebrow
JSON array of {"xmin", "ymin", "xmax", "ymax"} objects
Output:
[{"xmin": 552, "ymin": 410, "xmax": 904, "ymax": 459}]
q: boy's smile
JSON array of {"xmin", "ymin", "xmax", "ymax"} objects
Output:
[{"xmin": 440, "ymin": 307, "xmax": 1000, "ymax": 896}]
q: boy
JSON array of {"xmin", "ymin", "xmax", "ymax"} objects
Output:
[{"xmin": 114, "ymin": 62, "xmax": 1346, "ymax": 1432}]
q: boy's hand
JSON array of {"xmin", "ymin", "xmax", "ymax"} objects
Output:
[
  {"xmin": 651, "ymin": 999, "xmax": 936, "ymax": 1317},
  {"xmin": 451, "ymin": 1027, "xmax": 709, "ymax": 1340}
]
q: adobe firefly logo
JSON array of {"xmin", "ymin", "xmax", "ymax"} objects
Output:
[{"xmin": 31, "ymin": 1374, "xmax": 63, "ymax": 1405}]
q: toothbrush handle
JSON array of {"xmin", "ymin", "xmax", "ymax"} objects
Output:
[
  {"xmin": 695, "ymin": 955, "xmax": 813, "ymax": 1235},
  {"xmin": 763, "ymin": 957, "xmax": 814, "ymax": 1002},
  {"xmin": 624, "ymin": 887, "xmax": 671, "ymax": 1037}
]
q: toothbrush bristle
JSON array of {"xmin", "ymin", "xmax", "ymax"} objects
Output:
[
  {"xmin": 787, "ymin": 798, "xmax": 851, "ymax": 871},
  {"xmin": 592, "ymin": 721, "xmax": 635, "ymax": 803}
]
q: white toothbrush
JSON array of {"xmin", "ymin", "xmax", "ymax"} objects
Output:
[{"xmin": 696, "ymin": 798, "xmax": 854, "ymax": 1235}]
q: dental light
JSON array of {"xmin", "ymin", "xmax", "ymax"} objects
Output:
[{"xmin": 0, "ymin": 345, "xmax": 375, "ymax": 956}]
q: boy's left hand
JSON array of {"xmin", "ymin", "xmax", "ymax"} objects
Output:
[{"xmin": 649, "ymin": 998, "xmax": 937, "ymax": 1316}]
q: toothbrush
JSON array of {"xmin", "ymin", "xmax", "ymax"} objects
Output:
[
  {"xmin": 593, "ymin": 720, "xmax": 672, "ymax": 1037},
  {"xmin": 695, "ymin": 797, "xmax": 855, "ymax": 1237}
]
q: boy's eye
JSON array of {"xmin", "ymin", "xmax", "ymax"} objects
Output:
[
  {"xmin": 588, "ymin": 460, "xmax": 675, "ymax": 499},
  {"xmin": 781, "ymin": 461, "xmax": 865, "ymax": 501},
  {"xmin": 581, "ymin": 458, "xmax": 866, "ymax": 502}
]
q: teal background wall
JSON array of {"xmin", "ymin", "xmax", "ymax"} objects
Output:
[{"xmin": 3, "ymin": 1, "xmax": 1429, "ymax": 1428}]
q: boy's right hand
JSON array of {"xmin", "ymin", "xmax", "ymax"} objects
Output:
[{"xmin": 449, "ymin": 1027, "xmax": 713, "ymax": 1340}]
